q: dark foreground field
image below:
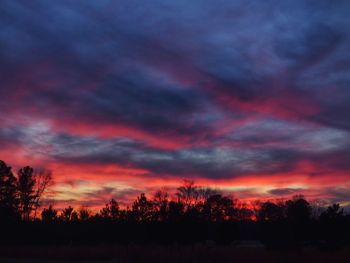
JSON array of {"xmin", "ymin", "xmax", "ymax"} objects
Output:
[{"xmin": 1, "ymin": 244, "xmax": 350, "ymax": 263}]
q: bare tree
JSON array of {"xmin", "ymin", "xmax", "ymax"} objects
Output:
[
  {"xmin": 17, "ymin": 166, "xmax": 53, "ymax": 220},
  {"xmin": 176, "ymin": 180, "xmax": 199, "ymax": 207},
  {"xmin": 197, "ymin": 187, "xmax": 220, "ymax": 202},
  {"xmin": 153, "ymin": 189, "xmax": 169, "ymax": 221},
  {"xmin": 33, "ymin": 168, "xmax": 53, "ymax": 218}
]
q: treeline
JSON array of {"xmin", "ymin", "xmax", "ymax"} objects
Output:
[
  {"xmin": 1, "ymin": 160, "xmax": 349, "ymax": 248},
  {"xmin": 0, "ymin": 160, "xmax": 52, "ymax": 221},
  {"xmin": 41, "ymin": 187, "xmax": 344, "ymax": 224}
]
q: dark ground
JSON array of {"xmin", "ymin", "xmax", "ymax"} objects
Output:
[{"xmin": 1, "ymin": 244, "xmax": 350, "ymax": 263}]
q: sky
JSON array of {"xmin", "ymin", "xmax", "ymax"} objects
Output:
[{"xmin": 0, "ymin": 0, "xmax": 350, "ymax": 209}]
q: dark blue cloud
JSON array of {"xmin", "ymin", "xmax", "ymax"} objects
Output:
[
  {"xmin": 0, "ymin": 0, "xmax": 350, "ymax": 188},
  {"xmin": 0, "ymin": 0, "xmax": 349, "ymax": 129}
]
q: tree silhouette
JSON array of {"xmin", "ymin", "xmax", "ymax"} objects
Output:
[
  {"xmin": 203, "ymin": 194, "xmax": 235, "ymax": 222},
  {"xmin": 78, "ymin": 207, "xmax": 91, "ymax": 221},
  {"xmin": 167, "ymin": 200, "xmax": 185, "ymax": 222},
  {"xmin": 176, "ymin": 180, "xmax": 199, "ymax": 208},
  {"xmin": 41, "ymin": 205, "xmax": 58, "ymax": 223},
  {"xmin": 2, "ymin": 159, "xmax": 350, "ymax": 249},
  {"xmin": 258, "ymin": 201, "xmax": 285, "ymax": 221},
  {"xmin": 132, "ymin": 193, "xmax": 154, "ymax": 221},
  {"xmin": 320, "ymin": 203, "xmax": 345, "ymax": 247},
  {"xmin": 100, "ymin": 199, "xmax": 119, "ymax": 220},
  {"xmin": 320, "ymin": 203, "xmax": 344, "ymax": 221},
  {"xmin": 0, "ymin": 160, "xmax": 19, "ymax": 221},
  {"xmin": 231, "ymin": 199, "xmax": 255, "ymax": 221},
  {"xmin": 198, "ymin": 187, "xmax": 220, "ymax": 202},
  {"xmin": 17, "ymin": 166, "xmax": 37, "ymax": 220},
  {"xmin": 285, "ymin": 196, "xmax": 311, "ymax": 223},
  {"xmin": 153, "ymin": 189, "xmax": 169, "ymax": 221},
  {"xmin": 61, "ymin": 206, "xmax": 78, "ymax": 222},
  {"xmin": 16, "ymin": 166, "xmax": 52, "ymax": 220},
  {"xmin": 32, "ymin": 168, "xmax": 52, "ymax": 218}
]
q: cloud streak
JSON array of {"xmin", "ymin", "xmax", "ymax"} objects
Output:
[{"xmin": 0, "ymin": 0, "xmax": 350, "ymax": 206}]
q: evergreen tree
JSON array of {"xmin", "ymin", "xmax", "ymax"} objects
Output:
[
  {"xmin": 17, "ymin": 166, "xmax": 37, "ymax": 220},
  {"xmin": 0, "ymin": 160, "xmax": 19, "ymax": 221},
  {"xmin": 41, "ymin": 205, "xmax": 58, "ymax": 223},
  {"xmin": 132, "ymin": 193, "xmax": 154, "ymax": 221},
  {"xmin": 100, "ymin": 199, "xmax": 119, "ymax": 220}
]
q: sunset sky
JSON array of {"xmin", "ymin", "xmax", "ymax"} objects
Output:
[{"xmin": 1, "ymin": 0, "xmax": 350, "ymax": 209}]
